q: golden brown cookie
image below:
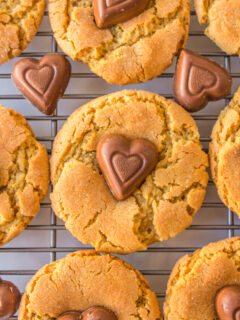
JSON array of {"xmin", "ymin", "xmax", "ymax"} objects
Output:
[
  {"xmin": 0, "ymin": 105, "xmax": 49, "ymax": 245},
  {"xmin": 18, "ymin": 250, "xmax": 162, "ymax": 320},
  {"xmin": 50, "ymin": 90, "xmax": 209, "ymax": 254},
  {"xmin": 0, "ymin": 0, "xmax": 46, "ymax": 64},
  {"xmin": 164, "ymin": 237, "xmax": 240, "ymax": 320},
  {"xmin": 194, "ymin": 0, "xmax": 240, "ymax": 55},
  {"xmin": 48, "ymin": 0, "xmax": 190, "ymax": 85},
  {"xmin": 210, "ymin": 87, "xmax": 240, "ymax": 216}
]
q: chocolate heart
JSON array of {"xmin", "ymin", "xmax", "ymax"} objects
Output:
[
  {"xmin": 12, "ymin": 53, "xmax": 71, "ymax": 115},
  {"xmin": 93, "ymin": 0, "xmax": 150, "ymax": 28},
  {"xmin": 96, "ymin": 134, "xmax": 158, "ymax": 200},
  {"xmin": 82, "ymin": 307, "xmax": 117, "ymax": 320},
  {"xmin": 25, "ymin": 67, "xmax": 54, "ymax": 95},
  {"xmin": 0, "ymin": 277, "xmax": 21, "ymax": 320},
  {"xmin": 215, "ymin": 285, "xmax": 240, "ymax": 320},
  {"xmin": 57, "ymin": 307, "xmax": 117, "ymax": 320},
  {"xmin": 57, "ymin": 311, "xmax": 82, "ymax": 320},
  {"xmin": 112, "ymin": 154, "xmax": 142, "ymax": 182},
  {"xmin": 174, "ymin": 49, "xmax": 232, "ymax": 112},
  {"xmin": 188, "ymin": 66, "xmax": 216, "ymax": 95}
]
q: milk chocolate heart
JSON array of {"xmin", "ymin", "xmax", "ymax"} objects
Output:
[
  {"xmin": 215, "ymin": 285, "xmax": 240, "ymax": 320},
  {"xmin": 93, "ymin": 0, "xmax": 150, "ymax": 28},
  {"xmin": 174, "ymin": 49, "xmax": 232, "ymax": 112},
  {"xmin": 96, "ymin": 134, "xmax": 158, "ymax": 200},
  {"xmin": 57, "ymin": 307, "xmax": 117, "ymax": 320},
  {"xmin": 82, "ymin": 307, "xmax": 117, "ymax": 320},
  {"xmin": 12, "ymin": 53, "xmax": 71, "ymax": 115},
  {"xmin": 57, "ymin": 311, "xmax": 82, "ymax": 320},
  {"xmin": 0, "ymin": 277, "xmax": 21, "ymax": 320}
]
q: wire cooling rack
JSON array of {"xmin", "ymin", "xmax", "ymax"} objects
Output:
[{"xmin": 1, "ymin": 1, "xmax": 240, "ymax": 316}]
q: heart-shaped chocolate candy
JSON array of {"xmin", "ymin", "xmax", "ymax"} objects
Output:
[
  {"xmin": 215, "ymin": 285, "xmax": 240, "ymax": 320},
  {"xmin": 174, "ymin": 49, "xmax": 232, "ymax": 112},
  {"xmin": 96, "ymin": 134, "xmax": 158, "ymax": 200},
  {"xmin": 93, "ymin": 0, "xmax": 150, "ymax": 28},
  {"xmin": 82, "ymin": 307, "xmax": 117, "ymax": 320},
  {"xmin": 57, "ymin": 311, "xmax": 82, "ymax": 320},
  {"xmin": 12, "ymin": 53, "xmax": 71, "ymax": 115},
  {"xmin": 0, "ymin": 277, "xmax": 21, "ymax": 320},
  {"xmin": 57, "ymin": 307, "xmax": 117, "ymax": 320}
]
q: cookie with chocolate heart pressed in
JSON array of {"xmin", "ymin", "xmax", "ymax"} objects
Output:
[
  {"xmin": 194, "ymin": 0, "xmax": 240, "ymax": 56},
  {"xmin": 0, "ymin": 105, "xmax": 49, "ymax": 246},
  {"xmin": 18, "ymin": 251, "xmax": 162, "ymax": 320},
  {"xmin": 0, "ymin": 0, "xmax": 46, "ymax": 64},
  {"xmin": 164, "ymin": 237, "xmax": 240, "ymax": 320},
  {"xmin": 48, "ymin": 0, "xmax": 190, "ymax": 85},
  {"xmin": 210, "ymin": 87, "xmax": 240, "ymax": 216},
  {"xmin": 50, "ymin": 90, "xmax": 209, "ymax": 254}
]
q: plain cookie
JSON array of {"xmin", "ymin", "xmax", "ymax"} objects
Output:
[
  {"xmin": 164, "ymin": 237, "xmax": 240, "ymax": 320},
  {"xmin": 18, "ymin": 250, "xmax": 162, "ymax": 320},
  {"xmin": 0, "ymin": 105, "xmax": 49, "ymax": 245},
  {"xmin": 210, "ymin": 87, "xmax": 240, "ymax": 216},
  {"xmin": 48, "ymin": 0, "xmax": 190, "ymax": 85},
  {"xmin": 50, "ymin": 90, "xmax": 209, "ymax": 254},
  {"xmin": 194, "ymin": 0, "xmax": 240, "ymax": 55},
  {"xmin": 0, "ymin": 0, "xmax": 46, "ymax": 64}
]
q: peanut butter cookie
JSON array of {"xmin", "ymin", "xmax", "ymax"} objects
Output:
[
  {"xmin": 210, "ymin": 87, "xmax": 240, "ymax": 216},
  {"xmin": 48, "ymin": 0, "xmax": 190, "ymax": 85},
  {"xmin": 194, "ymin": 0, "xmax": 240, "ymax": 56},
  {"xmin": 164, "ymin": 237, "xmax": 240, "ymax": 320},
  {"xmin": 50, "ymin": 90, "xmax": 209, "ymax": 254},
  {"xmin": 0, "ymin": 0, "xmax": 46, "ymax": 64},
  {"xmin": 18, "ymin": 250, "xmax": 162, "ymax": 320},
  {"xmin": 0, "ymin": 105, "xmax": 49, "ymax": 246}
]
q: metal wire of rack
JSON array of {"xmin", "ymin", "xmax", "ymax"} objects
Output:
[{"xmin": 0, "ymin": 3, "xmax": 240, "ymax": 316}]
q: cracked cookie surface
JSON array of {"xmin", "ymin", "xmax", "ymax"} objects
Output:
[
  {"xmin": 194, "ymin": 0, "xmax": 240, "ymax": 56},
  {"xmin": 0, "ymin": 105, "xmax": 49, "ymax": 245},
  {"xmin": 0, "ymin": 0, "xmax": 46, "ymax": 64},
  {"xmin": 164, "ymin": 237, "xmax": 240, "ymax": 320},
  {"xmin": 18, "ymin": 250, "xmax": 162, "ymax": 320},
  {"xmin": 50, "ymin": 90, "xmax": 209, "ymax": 254},
  {"xmin": 48, "ymin": 0, "xmax": 190, "ymax": 85},
  {"xmin": 210, "ymin": 87, "xmax": 240, "ymax": 216}
]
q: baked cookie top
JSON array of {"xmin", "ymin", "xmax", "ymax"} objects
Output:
[
  {"xmin": 18, "ymin": 250, "xmax": 162, "ymax": 320},
  {"xmin": 210, "ymin": 87, "xmax": 240, "ymax": 216},
  {"xmin": 50, "ymin": 90, "xmax": 208, "ymax": 254},
  {"xmin": 164, "ymin": 237, "xmax": 240, "ymax": 320},
  {"xmin": 0, "ymin": 105, "xmax": 49, "ymax": 245},
  {"xmin": 0, "ymin": 0, "xmax": 46, "ymax": 64},
  {"xmin": 194, "ymin": 0, "xmax": 240, "ymax": 55},
  {"xmin": 48, "ymin": 0, "xmax": 190, "ymax": 85}
]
